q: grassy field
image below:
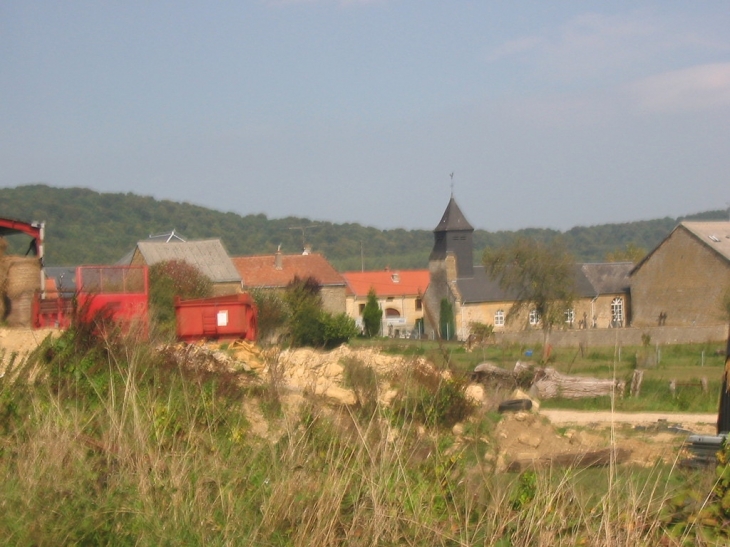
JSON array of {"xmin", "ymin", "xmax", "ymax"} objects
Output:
[
  {"xmin": 0, "ymin": 327, "xmax": 729, "ymax": 544},
  {"xmin": 353, "ymin": 337, "xmax": 727, "ymax": 413}
]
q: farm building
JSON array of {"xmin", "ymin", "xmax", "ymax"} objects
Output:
[
  {"xmin": 119, "ymin": 239, "xmax": 242, "ymax": 296},
  {"xmin": 232, "ymin": 249, "xmax": 346, "ymax": 315},
  {"xmin": 630, "ymin": 221, "xmax": 730, "ymax": 327},
  {"xmin": 342, "ymin": 269, "xmax": 429, "ymax": 337}
]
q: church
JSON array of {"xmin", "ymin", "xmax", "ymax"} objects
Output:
[{"xmin": 422, "ymin": 197, "xmax": 632, "ymax": 340}]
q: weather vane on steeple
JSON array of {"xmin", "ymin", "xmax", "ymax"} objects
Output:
[{"xmin": 449, "ymin": 172, "xmax": 454, "ymax": 197}]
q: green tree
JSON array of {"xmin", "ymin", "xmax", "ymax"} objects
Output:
[
  {"xmin": 482, "ymin": 237, "xmax": 576, "ymax": 361},
  {"xmin": 148, "ymin": 260, "xmax": 213, "ymax": 335},
  {"xmin": 250, "ymin": 288, "xmax": 288, "ymax": 344},
  {"xmin": 439, "ymin": 298, "xmax": 455, "ymax": 341},
  {"xmin": 361, "ymin": 288, "xmax": 382, "ymax": 337},
  {"xmin": 604, "ymin": 242, "xmax": 646, "ymax": 263},
  {"xmin": 284, "ymin": 276, "xmax": 357, "ymax": 349}
]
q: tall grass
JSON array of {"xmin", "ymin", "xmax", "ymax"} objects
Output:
[{"xmin": 0, "ymin": 326, "xmax": 725, "ymax": 544}]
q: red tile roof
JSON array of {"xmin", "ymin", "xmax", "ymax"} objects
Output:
[
  {"xmin": 342, "ymin": 270, "xmax": 429, "ymax": 297},
  {"xmin": 232, "ymin": 253, "xmax": 345, "ymax": 288}
]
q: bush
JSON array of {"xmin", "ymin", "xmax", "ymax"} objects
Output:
[
  {"xmin": 149, "ymin": 260, "xmax": 213, "ymax": 335},
  {"xmin": 250, "ymin": 288, "xmax": 289, "ymax": 344}
]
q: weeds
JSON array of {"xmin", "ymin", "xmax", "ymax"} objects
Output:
[{"xmin": 2, "ymin": 326, "xmax": 730, "ymax": 544}]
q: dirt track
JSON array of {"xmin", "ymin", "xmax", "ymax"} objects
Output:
[{"xmin": 541, "ymin": 409, "xmax": 717, "ymax": 432}]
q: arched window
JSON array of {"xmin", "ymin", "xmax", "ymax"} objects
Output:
[
  {"xmin": 529, "ymin": 309, "xmax": 540, "ymax": 326},
  {"xmin": 611, "ymin": 297, "xmax": 624, "ymax": 327},
  {"xmin": 564, "ymin": 308, "xmax": 575, "ymax": 326},
  {"xmin": 385, "ymin": 308, "xmax": 400, "ymax": 318},
  {"xmin": 494, "ymin": 309, "xmax": 505, "ymax": 327}
]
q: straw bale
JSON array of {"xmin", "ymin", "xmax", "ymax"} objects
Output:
[
  {"xmin": 6, "ymin": 257, "xmax": 41, "ymax": 298},
  {"xmin": 6, "ymin": 291, "xmax": 33, "ymax": 328},
  {"xmin": 0, "ymin": 256, "xmax": 7, "ymax": 293}
]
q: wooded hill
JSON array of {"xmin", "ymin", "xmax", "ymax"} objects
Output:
[{"xmin": 0, "ymin": 184, "xmax": 726, "ymax": 270}]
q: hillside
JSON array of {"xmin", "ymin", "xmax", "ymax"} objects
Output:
[{"xmin": 0, "ymin": 184, "xmax": 726, "ymax": 269}]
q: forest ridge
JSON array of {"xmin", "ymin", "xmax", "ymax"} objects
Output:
[{"xmin": 0, "ymin": 184, "xmax": 726, "ymax": 270}]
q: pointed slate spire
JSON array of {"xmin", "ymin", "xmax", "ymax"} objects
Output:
[
  {"xmin": 433, "ymin": 197, "xmax": 474, "ymax": 232},
  {"xmin": 430, "ymin": 196, "xmax": 474, "ymax": 277}
]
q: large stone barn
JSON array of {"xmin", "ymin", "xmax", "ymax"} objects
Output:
[{"xmin": 630, "ymin": 221, "xmax": 730, "ymax": 327}]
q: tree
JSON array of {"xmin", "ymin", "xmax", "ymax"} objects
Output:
[
  {"xmin": 439, "ymin": 298, "xmax": 456, "ymax": 341},
  {"xmin": 362, "ymin": 288, "xmax": 381, "ymax": 337},
  {"xmin": 284, "ymin": 276, "xmax": 357, "ymax": 349},
  {"xmin": 149, "ymin": 260, "xmax": 213, "ymax": 335},
  {"xmin": 483, "ymin": 237, "xmax": 576, "ymax": 361},
  {"xmin": 605, "ymin": 242, "xmax": 646, "ymax": 263},
  {"xmin": 250, "ymin": 288, "xmax": 288, "ymax": 344}
]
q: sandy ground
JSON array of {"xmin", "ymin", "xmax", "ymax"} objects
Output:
[
  {"xmin": 541, "ymin": 409, "xmax": 717, "ymax": 430},
  {"xmin": 0, "ymin": 327, "xmax": 59, "ymax": 371}
]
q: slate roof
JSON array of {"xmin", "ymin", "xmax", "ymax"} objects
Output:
[
  {"xmin": 129, "ymin": 240, "xmax": 241, "ymax": 283},
  {"xmin": 456, "ymin": 263, "xmax": 631, "ymax": 304},
  {"xmin": 680, "ymin": 221, "xmax": 730, "ymax": 263},
  {"xmin": 342, "ymin": 270, "xmax": 429, "ymax": 297},
  {"xmin": 580, "ymin": 262, "xmax": 632, "ymax": 294},
  {"xmin": 232, "ymin": 253, "xmax": 345, "ymax": 288},
  {"xmin": 44, "ymin": 266, "xmax": 78, "ymax": 295},
  {"xmin": 433, "ymin": 197, "xmax": 474, "ymax": 232},
  {"xmin": 631, "ymin": 221, "xmax": 730, "ymax": 275}
]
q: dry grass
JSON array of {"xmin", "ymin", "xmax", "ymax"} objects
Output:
[{"xmin": 0, "ymin": 327, "xmax": 726, "ymax": 545}]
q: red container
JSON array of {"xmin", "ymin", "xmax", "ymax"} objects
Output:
[
  {"xmin": 33, "ymin": 265, "xmax": 149, "ymax": 331},
  {"xmin": 175, "ymin": 293, "xmax": 257, "ymax": 342}
]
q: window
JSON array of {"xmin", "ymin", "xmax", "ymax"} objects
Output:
[
  {"xmin": 415, "ymin": 298, "xmax": 422, "ymax": 311},
  {"xmin": 494, "ymin": 309, "xmax": 505, "ymax": 327},
  {"xmin": 386, "ymin": 297, "xmax": 394, "ymax": 302},
  {"xmin": 611, "ymin": 298, "xmax": 624, "ymax": 327},
  {"xmin": 564, "ymin": 308, "xmax": 575, "ymax": 325},
  {"xmin": 358, "ymin": 303, "xmax": 365, "ymax": 315},
  {"xmin": 529, "ymin": 309, "xmax": 540, "ymax": 326}
]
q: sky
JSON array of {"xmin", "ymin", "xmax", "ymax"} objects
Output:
[{"xmin": 1, "ymin": 1, "xmax": 729, "ymax": 232}]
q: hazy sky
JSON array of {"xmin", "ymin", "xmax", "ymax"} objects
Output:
[{"xmin": 2, "ymin": 1, "xmax": 729, "ymax": 231}]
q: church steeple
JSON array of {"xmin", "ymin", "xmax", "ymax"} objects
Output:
[{"xmin": 429, "ymin": 196, "xmax": 474, "ymax": 277}]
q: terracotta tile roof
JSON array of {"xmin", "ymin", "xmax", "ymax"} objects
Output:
[
  {"xmin": 232, "ymin": 253, "xmax": 345, "ymax": 288},
  {"xmin": 342, "ymin": 270, "xmax": 429, "ymax": 297}
]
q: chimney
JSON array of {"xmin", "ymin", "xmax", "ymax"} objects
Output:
[{"xmin": 275, "ymin": 245, "xmax": 283, "ymax": 270}]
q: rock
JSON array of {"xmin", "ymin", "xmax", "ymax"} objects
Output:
[
  {"xmin": 514, "ymin": 411, "xmax": 529, "ymax": 422},
  {"xmin": 465, "ymin": 384, "xmax": 485, "ymax": 405},
  {"xmin": 518, "ymin": 434, "xmax": 542, "ymax": 448},
  {"xmin": 320, "ymin": 385, "xmax": 357, "ymax": 406}
]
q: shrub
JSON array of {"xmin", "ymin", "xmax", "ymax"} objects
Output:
[
  {"xmin": 148, "ymin": 260, "xmax": 213, "ymax": 335},
  {"xmin": 362, "ymin": 288, "xmax": 381, "ymax": 337},
  {"xmin": 250, "ymin": 288, "xmax": 289, "ymax": 344}
]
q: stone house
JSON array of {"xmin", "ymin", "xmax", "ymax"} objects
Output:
[
  {"xmin": 630, "ymin": 221, "xmax": 730, "ymax": 327},
  {"xmin": 232, "ymin": 250, "xmax": 346, "ymax": 315},
  {"xmin": 119, "ymin": 239, "xmax": 242, "ymax": 296},
  {"xmin": 423, "ymin": 197, "xmax": 632, "ymax": 340},
  {"xmin": 342, "ymin": 269, "xmax": 429, "ymax": 337}
]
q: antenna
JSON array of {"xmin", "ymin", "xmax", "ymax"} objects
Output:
[
  {"xmin": 289, "ymin": 223, "xmax": 320, "ymax": 252},
  {"xmin": 449, "ymin": 172, "xmax": 455, "ymax": 197}
]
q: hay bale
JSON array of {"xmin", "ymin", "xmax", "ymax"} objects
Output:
[
  {"xmin": 6, "ymin": 291, "xmax": 33, "ymax": 327},
  {"xmin": 6, "ymin": 257, "xmax": 41, "ymax": 298}
]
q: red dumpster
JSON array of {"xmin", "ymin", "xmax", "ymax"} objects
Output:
[{"xmin": 175, "ymin": 293, "xmax": 257, "ymax": 342}]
